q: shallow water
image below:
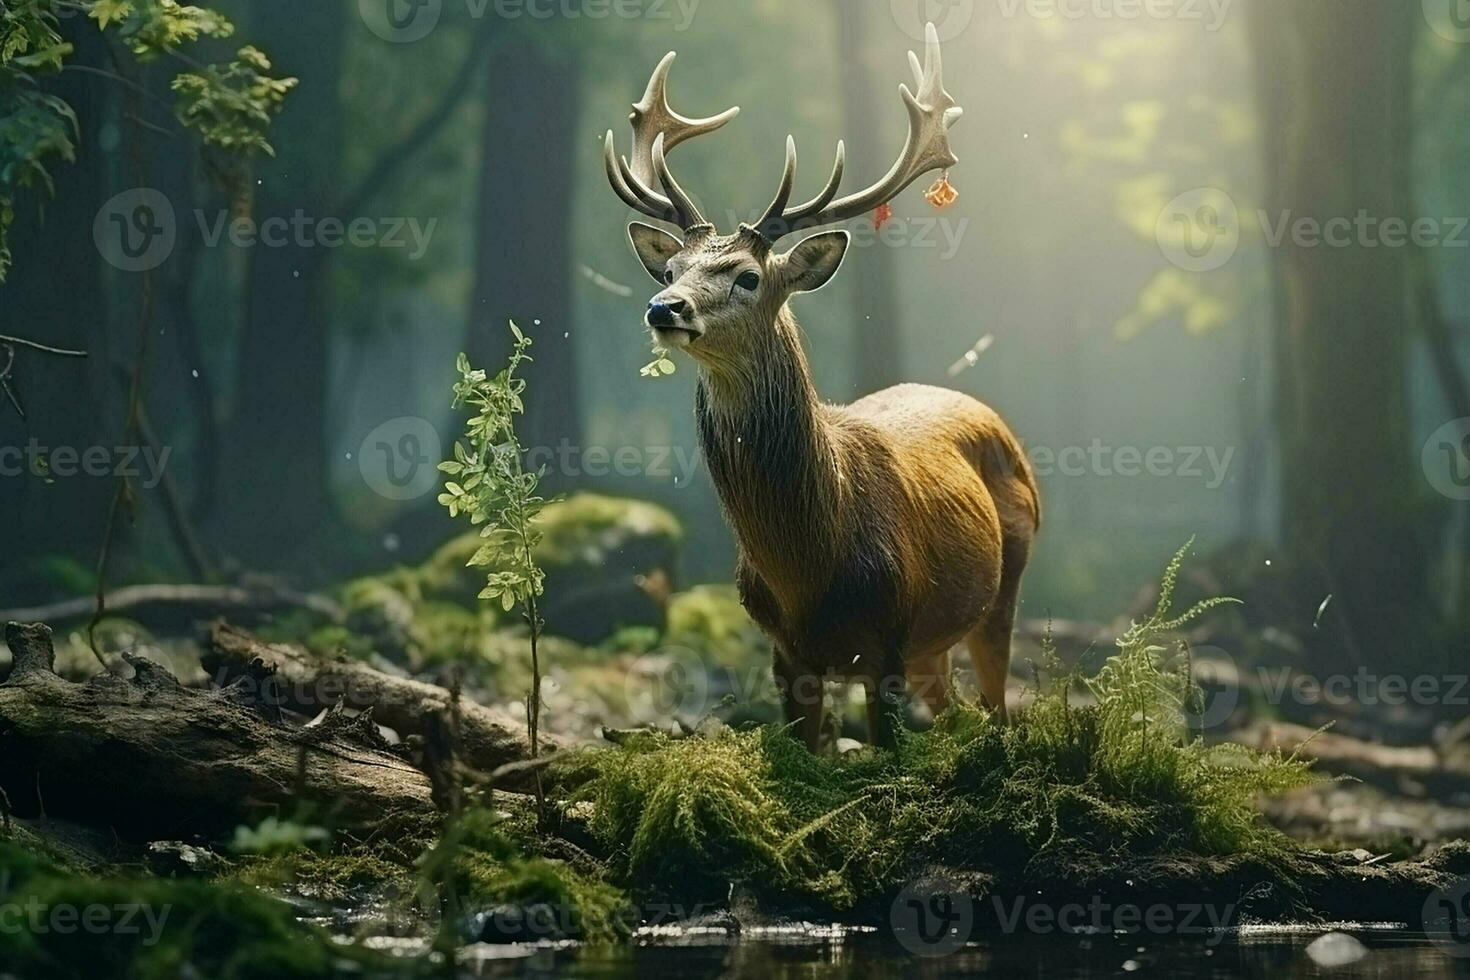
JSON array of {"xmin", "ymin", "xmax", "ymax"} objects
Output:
[{"xmin": 455, "ymin": 925, "xmax": 1470, "ymax": 978}]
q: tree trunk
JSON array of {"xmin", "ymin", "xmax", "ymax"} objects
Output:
[
  {"xmin": 0, "ymin": 23, "xmax": 118, "ymax": 603},
  {"xmin": 1246, "ymin": 1, "xmax": 1435, "ymax": 672},
  {"xmin": 222, "ymin": 0, "xmax": 346, "ymax": 569},
  {"xmin": 839, "ymin": 10, "xmax": 903, "ymax": 395},
  {"xmin": 465, "ymin": 32, "xmax": 582, "ymax": 474}
]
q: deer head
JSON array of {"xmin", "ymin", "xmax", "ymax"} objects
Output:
[{"xmin": 604, "ymin": 23, "xmax": 963, "ymax": 372}]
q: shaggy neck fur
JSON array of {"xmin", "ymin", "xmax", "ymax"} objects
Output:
[{"xmin": 695, "ymin": 305, "xmax": 845, "ymax": 592}]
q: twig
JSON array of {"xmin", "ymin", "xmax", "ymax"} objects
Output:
[
  {"xmin": 0, "ymin": 335, "xmax": 89, "ymax": 357},
  {"xmin": 0, "ymin": 338, "xmax": 89, "ymax": 420},
  {"xmin": 110, "ymin": 364, "xmax": 218, "ymax": 582}
]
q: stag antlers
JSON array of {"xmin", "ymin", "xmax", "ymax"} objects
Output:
[
  {"xmin": 602, "ymin": 51, "xmax": 740, "ymax": 230},
  {"xmin": 605, "ymin": 23, "xmax": 963, "ymax": 241}
]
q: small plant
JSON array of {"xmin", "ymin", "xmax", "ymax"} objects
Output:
[{"xmin": 439, "ymin": 322, "xmax": 553, "ymax": 789}]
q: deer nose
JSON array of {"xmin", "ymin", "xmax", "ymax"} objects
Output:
[{"xmin": 647, "ymin": 299, "xmax": 688, "ymax": 327}]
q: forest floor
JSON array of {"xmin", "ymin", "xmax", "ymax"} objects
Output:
[{"xmin": 2, "ymin": 497, "xmax": 1468, "ymax": 974}]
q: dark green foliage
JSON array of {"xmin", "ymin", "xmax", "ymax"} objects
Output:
[
  {"xmin": 0, "ymin": 0, "xmax": 295, "ymax": 280},
  {"xmin": 0, "ymin": 842, "xmax": 406, "ymax": 979}
]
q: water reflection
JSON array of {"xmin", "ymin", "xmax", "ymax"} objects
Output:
[{"xmin": 462, "ymin": 927, "xmax": 1470, "ymax": 979}]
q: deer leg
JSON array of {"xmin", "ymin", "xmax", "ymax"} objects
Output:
[
  {"xmin": 905, "ymin": 648, "xmax": 953, "ymax": 720},
  {"xmin": 964, "ymin": 540, "xmax": 1029, "ymax": 723},
  {"xmin": 774, "ymin": 650, "xmax": 826, "ymax": 752},
  {"xmin": 865, "ymin": 649, "xmax": 908, "ymax": 750}
]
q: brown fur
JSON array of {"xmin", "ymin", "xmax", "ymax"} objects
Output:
[{"xmin": 634, "ymin": 223, "xmax": 1040, "ymax": 750}]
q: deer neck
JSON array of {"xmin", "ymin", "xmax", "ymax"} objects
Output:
[{"xmin": 695, "ymin": 306, "xmax": 844, "ymax": 587}]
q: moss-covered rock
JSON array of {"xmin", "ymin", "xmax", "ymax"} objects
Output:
[
  {"xmin": 664, "ymin": 586, "xmax": 765, "ymax": 671},
  {"xmin": 322, "ymin": 494, "xmax": 683, "ymax": 667},
  {"xmin": 423, "ymin": 493, "xmax": 682, "ymax": 645}
]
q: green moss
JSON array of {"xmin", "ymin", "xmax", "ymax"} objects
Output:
[
  {"xmin": 529, "ymin": 493, "xmax": 682, "ymax": 568},
  {"xmin": 556, "ymin": 545, "xmax": 1321, "ymax": 911},
  {"xmin": 0, "ymin": 842, "xmax": 410, "ymax": 979},
  {"xmin": 233, "ymin": 850, "xmax": 413, "ymax": 903},
  {"xmin": 420, "ymin": 809, "xmax": 631, "ymax": 943},
  {"xmin": 664, "ymin": 585, "xmax": 766, "ymax": 670}
]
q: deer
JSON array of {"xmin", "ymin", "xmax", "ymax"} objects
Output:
[{"xmin": 603, "ymin": 24, "xmax": 1040, "ymax": 752}]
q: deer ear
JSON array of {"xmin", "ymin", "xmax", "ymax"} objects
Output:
[
  {"xmin": 778, "ymin": 231, "xmax": 850, "ymax": 294},
  {"xmin": 628, "ymin": 223, "xmax": 684, "ymax": 283}
]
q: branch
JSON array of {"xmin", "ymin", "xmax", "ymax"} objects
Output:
[
  {"xmin": 334, "ymin": 33, "xmax": 492, "ymax": 222},
  {"xmin": 0, "ymin": 335, "xmax": 88, "ymax": 357},
  {"xmin": 0, "ymin": 584, "xmax": 344, "ymax": 631},
  {"xmin": 0, "ymin": 337, "xmax": 89, "ymax": 420}
]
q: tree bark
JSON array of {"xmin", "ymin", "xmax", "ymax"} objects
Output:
[
  {"xmin": 203, "ymin": 623, "xmax": 557, "ymax": 775},
  {"xmin": 222, "ymin": 0, "xmax": 347, "ymax": 568},
  {"xmin": 465, "ymin": 31, "xmax": 582, "ymax": 474},
  {"xmin": 1246, "ymin": 1, "xmax": 1434, "ymax": 671},
  {"xmin": 0, "ymin": 623, "xmax": 436, "ymax": 840},
  {"xmin": 0, "ymin": 23, "xmax": 117, "ymax": 603}
]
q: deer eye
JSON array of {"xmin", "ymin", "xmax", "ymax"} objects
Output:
[{"xmin": 735, "ymin": 271, "xmax": 761, "ymax": 292}]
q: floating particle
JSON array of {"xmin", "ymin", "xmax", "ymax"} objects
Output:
[{"xmin": 947, "ymin": 334, "xmax": 996, "ymax": 378}]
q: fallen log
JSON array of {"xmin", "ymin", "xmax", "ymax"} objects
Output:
[
  {"xmin": 203, "ymin": 623, "xmax": 559, "ymax": 775},
  {"xmin": 1239, "ymin": 720, "xmax": 1470, "ymax": 799},
  {"xmin": 0, "ymin": 622, "xmax": 437, "ymax": 840},
  {"xmin": 0, "ymin": 583, "xmax": 344, "ymax": 632}
]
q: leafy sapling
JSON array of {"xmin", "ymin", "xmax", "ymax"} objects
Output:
[{"xmin": 439, "ymin": 323, "xmax": 554, "ymax": 785}]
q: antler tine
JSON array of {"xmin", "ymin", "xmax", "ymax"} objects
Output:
[
  {"xmin": 767, "ymin": 22, "xmax": 962, "ymax": 241},
  {"xmin": 766, "ymin": 141, "xmax": 847, "ymax": 237},
  {"xmin": 601, "ymin": 51, "xmax": 737, "ymax": 230},
  {"xmin": 652, "ymin": 133, "xmax": 705, "ymax": 229},
  {"xmin": 604, "ymin": 131, "xmax": 678, "ymax": 225},
  {"xmin": 755, "ymin": 136, "xmax": 799, "ymax": 235},
  {"xmin": 628, "ymin": 53, "xmax": 740, "ymax": 186}
]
